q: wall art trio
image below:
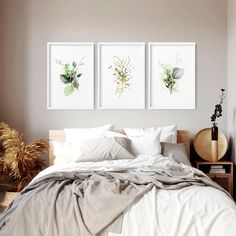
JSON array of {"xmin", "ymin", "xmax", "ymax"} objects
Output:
[{"xmin": 47, "ymin": 42, "xmax": 195, "ymax": 110}]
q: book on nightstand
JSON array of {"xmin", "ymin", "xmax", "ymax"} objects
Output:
[{"xmin": 209, "ymin": 165, "xmax": 226, "ymax": 173}]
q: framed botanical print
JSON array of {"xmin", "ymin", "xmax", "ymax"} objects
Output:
[
  {"xmin": 47, "ymin": 42, "xmax": 94, "ymax": 109},
  {"xmin": 148, "ymin": 42, "xmax": 195, "ymax": 109},
  {"xmin": 98, "ymin": 42, "xmax": 145, "ymax": 109}
]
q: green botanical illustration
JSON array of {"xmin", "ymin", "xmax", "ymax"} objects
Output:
[
  {"xmin": 160, "ymin": 62, "xmax": 184, "ymax": 94},
  {"xmin": 108, "ymin": 56, "xmax": 132, "ymax": 97},
  {"xmin": 56, "ymin": 59, "xmax": 84, "ymax": 96}
]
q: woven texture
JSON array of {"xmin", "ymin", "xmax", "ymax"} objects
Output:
[{"xmin": 0, "ymin": 164, "xmax": 228, "ymax": 236}]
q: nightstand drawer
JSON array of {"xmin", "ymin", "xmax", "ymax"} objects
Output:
[
  {"xmin": 206, "ymin": 174, "xmax": 233, "ymax": 195},
  {"xmin": 195, "ymin": 161, "xmax": 234, "ymax": 196}
]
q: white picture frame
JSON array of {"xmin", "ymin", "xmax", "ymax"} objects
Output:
[
  {"xmin": 98, "ymin": 42, "xmax": 145, "ymax": 109},
  {"xmin": 47, "ymin": 42, "xmax": 94, "ymax": 109},
  {"xmin": 148, "ymin": 42, "xmax": 195, "ymax": 109}
]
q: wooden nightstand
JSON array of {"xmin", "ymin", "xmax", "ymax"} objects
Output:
[{"xmin": 195, "ymin": 161, "xmax": 233, "ymax": 196}]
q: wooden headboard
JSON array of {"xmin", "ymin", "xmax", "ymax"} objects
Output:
[{"xmin": 49, "ymin": 130, "xmax": 190, "ymax": 166}]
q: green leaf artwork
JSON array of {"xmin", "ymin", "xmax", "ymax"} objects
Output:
[
  {"xmin": 56, "ymin": 59, "xmax": 84, "ymax": 96},
  {"xmin": 160, "ymin": 61, "xmax": 185, "ymax": 94},
  {"xmin": 64, "ymin": 85, "xmax": 74, "ymax": 96},
  {"xmin": 108, "ymin": 56, "xmax": 132, "ymax": 97}
]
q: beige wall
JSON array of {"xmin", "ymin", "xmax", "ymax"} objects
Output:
[
  {"xmin": 227, "ymin": 0, "xmax": 236, "ymax": 163},
  {"xmin": 0, "ymin": 0, "xmax": 227, "ymax": 142}
]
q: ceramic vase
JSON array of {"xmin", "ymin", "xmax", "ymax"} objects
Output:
[{"xmin": 211, "ymin": 125, "xmax": 218, "ymax": 162}]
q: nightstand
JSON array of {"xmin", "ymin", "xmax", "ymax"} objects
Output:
[{"xmin": 195, "ymin": 161, "xmax": 233, "ymax": 196}]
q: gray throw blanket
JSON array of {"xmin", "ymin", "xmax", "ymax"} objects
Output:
[{"xmin": 0, "ymin": 164, "xmax": 229, "ymax": 236}]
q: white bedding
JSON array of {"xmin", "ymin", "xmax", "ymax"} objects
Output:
[
  {"xmin": 33, "ymin": 155, "xmax": 236, "ymax": 236},
  {"xmin": 112, "ymin": 185, "xmax": 236, "ymax": 236}
]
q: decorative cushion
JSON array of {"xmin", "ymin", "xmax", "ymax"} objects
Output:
[
  {"xmin": 64, "ymin": 124, "xmax": 114, "ymax": 143},
  {"xmin": 128, "ymin": 132, "xmax": 161, "ymax": 156},
  {"xmin": 124, "ymin": 125, "xmax": 177, "ymax": 143},
  {"xmin": 106, "ymin": 130, "xmax": 162, "ymax": 156},
  {"xmin": 161, "ymin": 142, "xmax": 191, "ymax": 166},
  {"xmin": 52, "ymin": 141, "xmax": 73, "ymax": 164},
  {"xmin": 72, "ymin": 137, "xmax": 135, "ymax": 162}
]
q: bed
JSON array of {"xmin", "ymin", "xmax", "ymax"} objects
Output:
[{"xmin": 0, "ymin": 127, "xmax": 236, "ymax": 236}]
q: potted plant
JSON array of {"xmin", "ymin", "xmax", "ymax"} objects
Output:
[
  {"xmin": 0, "ymin": 122, "xmax": 48, "ymax": 191},
  {"xmin": 210, "ymin": 89, "xmax": 225, "ymax": 161}
]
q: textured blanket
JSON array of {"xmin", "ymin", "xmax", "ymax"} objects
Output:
[{"xmin": 0, "ymin": 161, "xmax": 229, "ymax": 236}]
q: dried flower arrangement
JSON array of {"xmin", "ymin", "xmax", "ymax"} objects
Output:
[
  {"xmin": 0, "ymin": 122, "xmax": 49, "ymax": 191},
  {"xmin": 210, "ymin": 89, "xmax": 225, "ymax": 126}
]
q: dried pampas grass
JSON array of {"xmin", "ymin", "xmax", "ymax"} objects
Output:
[{"xmin": 0, "ymin": 122, "xmax": 49, "ymax": 191}]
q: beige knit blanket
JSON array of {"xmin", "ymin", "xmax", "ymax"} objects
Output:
[{"xmin": 0, "ymin": 163, "xmax": 228, "ymax": 236}]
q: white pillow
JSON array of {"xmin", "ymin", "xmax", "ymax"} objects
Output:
[
  {"xmin": 159, "ymin": 125, "xmax": 177, "ymax": 143},
  {"xmin": 64, "ymin": 124, "xmax": 114, "ymax": 143},
  {"xmin": 124, "ymin": 125, "xmax": 177, "ymax": 143},
  {"xmin": 105, "ymin": 131, "xmax": 127, "ymax": 138},
  {"xmin": 72, "ymin": 137, "xmax": 135, "ymax": 162},
  {"xmin": 161, "ymin": 142, "xmax": 191, "ymax": 166},
  {"xmin": 105, "ymin": 130, "xmax": 162, "ymax": 156},
  {"xmin": 128, "ymin": 132, "xmax": 161, "ymax": 156},
  {"xmin": 52, "ymin": 141, "xmax": 74, "ymax": 164},
  {"xmin": 124, "ymin": 127, "xmax": 155, "ymax": 136},
  {"xmin": 160, "ymin": 131, "xmax": 176, "ymax": 143}
]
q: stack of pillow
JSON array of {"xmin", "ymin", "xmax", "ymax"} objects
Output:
[{"xmin": 52, "ymin": 124, "xmax": 191, "ymax": 166}]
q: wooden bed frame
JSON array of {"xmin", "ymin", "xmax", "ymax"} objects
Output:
[{"xmin": 49, "ymin": 130, "xmax": 190, "ymax": 166}]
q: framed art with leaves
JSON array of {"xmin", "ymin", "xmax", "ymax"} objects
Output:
[
  {"xmin": 98, "ymin": 42, "xmax": 145, "ymax": 109},
  {"xmin": 148, "ymin": 42, "xmax": 195, "ymax": 109},
  {"xmin": 47, "ymin": 42, "xmax": 94, "ymax": 109}
]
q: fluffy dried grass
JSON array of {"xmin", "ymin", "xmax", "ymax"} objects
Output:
[{"xmin": 0, "ymin": 122, "xmax": 49, "ymax": 191}]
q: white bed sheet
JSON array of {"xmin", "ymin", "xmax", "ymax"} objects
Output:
[
  {"xmin": 110, "ymin": 186, "xmax": 236, "ymax": 236},
  {"xmin": 33, "ymin": 155, "xmax": 236, "ymax": 236}
]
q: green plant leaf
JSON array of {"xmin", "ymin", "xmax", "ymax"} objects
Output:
[
  {"xmin": 172, "ymin": 67, "xmax": 184, "ymax": 80},
  {"xmin": 72, "ymin": 79, "xmax": 79, "ymax": 89},
  {"xmin": 77, "ymin": 73, "xmax": 82, "ymax": 78},
  {"xmin": 72, "ymin": 61, "xmax": 77, "ymax": 68},
  {"xmin": 64, "ymin": 85, "xmax": 74, "ymax": 96},
  {"xmin": 60, "ymin": 74, "xmax": 70, "ymax": 84}
]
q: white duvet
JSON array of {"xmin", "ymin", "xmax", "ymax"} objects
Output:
[{"xmin": 33, "ymin": 155, "xmax": 236, "ymax": 236}]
